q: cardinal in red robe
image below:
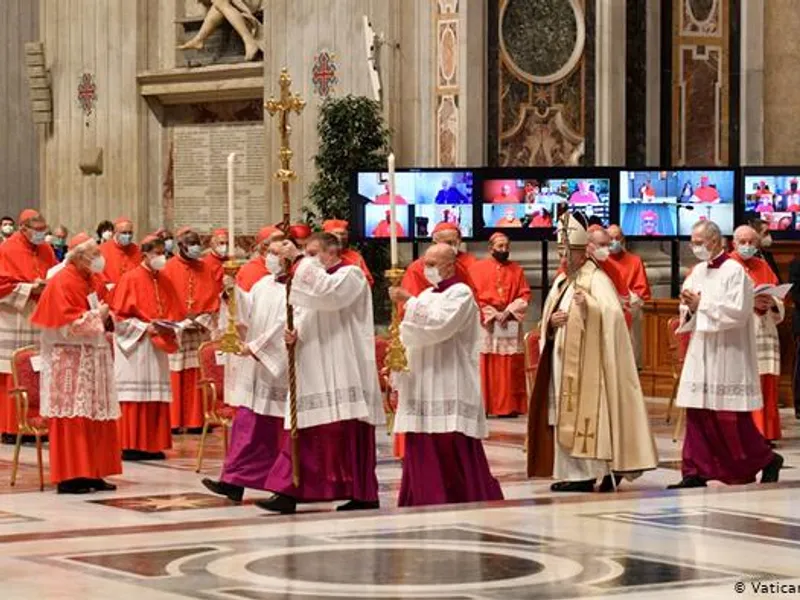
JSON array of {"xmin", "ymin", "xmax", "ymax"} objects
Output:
[
  {"xmin": 374, "ymin": 183, "xmax": 409, "ymax": 205},
  {"xmin": 731, "ymin": 225, "xmax": 784, "ymax": 441},
  {"xmin": 110, "ymin": 235, "xmax": 187, "ymax": 458},
  {"xmin": 236, "ymin": 226, "xmax": 283, "ymax": 292},
  {"xmin": 607, "ymin": 225, "xmax": 652, "ymax": 307},
  {"xmin": 99, "ymin": 217, "xmax": 143, "ymax": 288},
  {"xmin": 31, "ymin": 233, "xmax": 121, "ymax": 494},
  {"xmin": 692, "ymin": 175, "xmax": 721, "ymax": 203},
  {"xmin": 202, "ymin": 228, "xmax": 229, "ymax": 289},
  {"xmin": 323, "ymin": 219, "xmax": 374, "ymax": 286},
  {"xmin": 0, "ymin": 209, "xmax": 57, "ymax": 440},
  {"xmin": 470, "ymin": 233, "xmax": 531, "ymax": 416},
  {"xmin": 372, "ymin": 211, "xmax": 406, "ymax": 238},
  {"xmin": 162, "ymin": 229, "xmax": 222, "ymax": 431}
]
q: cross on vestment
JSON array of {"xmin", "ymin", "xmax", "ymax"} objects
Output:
[
  {"xmin": 575, "ymin": 417, "xmax": 595, "ymax": 454},
  {"xmin": 562, "ymin": 377, "xmax": 577, "ymax": 412}
]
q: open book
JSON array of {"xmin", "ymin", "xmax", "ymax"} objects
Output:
[
  {"xmin": 753, "ymin": 283, "xmax": 793, "ymax": 299},
  {"xmin": 152, "ymin": 319, "xmax": 184, "ymax": 331}
]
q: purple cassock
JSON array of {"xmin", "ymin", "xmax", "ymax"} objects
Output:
[
  {"xmin": 682, "ymin": 408, "xmax": 774, "ymax": 484},
  {"xmin": 221, "ymin": 408, "xmax": 284, "ymax": 491},
  {"xmin": 399, "ymin": 432, "xmax": 504, "ymax": 507},
  {"xmin": 265, "ymin": 419, "xmax": 379, "ymax": 503}
]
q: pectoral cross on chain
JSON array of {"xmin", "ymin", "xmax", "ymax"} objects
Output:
[
  {"xmin": 575, "ymin": 417, "xmax": 595, "ymax": 454},
  {"xmin": 562, "ymin": 378, "xmax": 577, "ymax": 412}
]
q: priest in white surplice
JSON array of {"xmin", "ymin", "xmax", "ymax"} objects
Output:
[
  {"xmin": 257, "ymin": 232, "xmax": 383, "ymax": 514},
  {"xmin": 527, "ymin": 212, "xmax": 658, "ymax": 493},
  {"xmin": 389, "ymin": 243, "xmax": 503, "ymax": 506},
  {"xmin": 202, "ymin": 238, "xmax": 295, "ymax": 503},
  {"xmin": 670, "ymin": 220, "xmax": 783, "ymax": 488}
]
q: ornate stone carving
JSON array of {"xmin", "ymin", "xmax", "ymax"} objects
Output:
[
  {"xmin": 682, "ymin": 0, "xmax": 721, "ymax": 37},
  {"xmin": 438, "ymin": 21, "xmax": 458, "ymax": 87},
  {"xmin": 312, "ymin": 51, "xmax": 338, "ymax": 98},
  {"xmin": 436, "ymin": 3, "xmax": 461, "ymax": 166},
  {"xmin": 179, "ymin": 0, "xmax": 265, "ymax": 62},
  {"xmin": 500, "ymin": 104, "xmax": 584, "ymax": 166},
  {"xmin": 437, "ymin": 95, "xmax": 459, "ymax": 167}
]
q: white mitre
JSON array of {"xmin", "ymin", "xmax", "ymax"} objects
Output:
[{"xmin": 556, "ymin": 213, "xmax": 589, "ymax": 247}]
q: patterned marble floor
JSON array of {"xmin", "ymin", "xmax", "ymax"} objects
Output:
[{"xmin": 1, "ymin": 399, "xmax": 799, "ymax": 599}]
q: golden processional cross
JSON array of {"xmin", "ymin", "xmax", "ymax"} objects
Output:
[{"xmin": 265, "ymin": 68, "xmax": 305, "ymax": 487}]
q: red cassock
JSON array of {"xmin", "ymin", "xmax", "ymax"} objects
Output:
[
  {"xmin": 0, "ymin": 233, "xmax": 57, "ymax": 435},
  {"xmin": 372, "ymin": 221, "xmax": 405, "ymax": 238},
  {"xmin": 393, "ymin": 252, "xmax": 478, "ymax": 457},
  {"xmin": 693, "ymin": 185, "xmax": 720, "ymax": 203},
  {"xmin": 341, "ymin": 248, "xmax": 374, "ymax": 287},
  {"xmin": 470, "ymin": 257, "xmax": 531, "ymax": 416},
  {"xmin": 99, "ymin": 241, "xmax": 143, "ymax": 285},
  {"xmin": 162, "ymin": 256, "xmax": 222, "ymax": 429},
  {"xmin": 608, "ymin": 250, "xmax": 652, "ymax": 303},
  {"xmin": 731, "ymin": 253, "xmax": 782, "ymax": 441},
  {"xmin": 201, "ymin": 252, "xmax": 226, "ymax": 289},
  {"xmin": 236, "ymin": 256, "xmax": 270, "ymax": 292},
  {"xmin": 30, "ymin": 263, "xmax": 122, "ymax": 484},
  {"xmin": 110, "ymin": 264, "xmax": 187, "ymax": 451}
]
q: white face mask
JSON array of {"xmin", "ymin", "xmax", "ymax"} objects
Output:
[
  {"xmin": 186, "ymin": 244, "xmax": 203, "ymax": 260},
  {"xmin": 736, "ymin": 244, "xmax": 757, "ymax": 260},
  {"xmin": 149, "ymin": 255, "xmax": 167, "ymax": 271},
  {"xmin": 609, "ymin": 240, "xmax": 623, "ymax": 254},
  {"xmin": 1, "ymin": 225, "xmax": 13, "ymax": 236},
  {"xmin": 29, "ymin": 230, "xmax": 47, "ymax": 245},
  {"xmin": 90, "ymin": 255, "xmax": 106, "ymax": 273},
  {"xmin": 101, "ymin": 230, "xmax": 113, "ymax": 242},
  {"xmin": 424, "ymin": 265, "xmax": 442, "ymax": 286},
  {"xmin": 164, "ymin": 239, "xmax": 175, "ymax": 253},
  {"xmin": 117, "ymin": 233, "xmax": 133, "ymax": 247},
  {"xmin": 692, "ymin": 244, "xmax": 711, "ymax": 262},
  {"xmin": 593, "ymin": 247, "xmax": 610, "ymax": 262},
  {"xmin": 761, "ymin": 235, "xmax": 773, "ymax": 248},
  {"xmin": 215, "ymin": 244, "xmax": 228, "ymax": 258},
  {"xmin": 266, "ymin": 253, "xmax": 282, "ymax": 274}
]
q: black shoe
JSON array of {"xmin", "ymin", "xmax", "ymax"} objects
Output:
[
  {"xmin": 550, "ymin": 479, "xmax": 595, "ymax": 493},
  {"xmin": 202, "ymin": 478, "xmax": 244, "ymax": 502},
  {"xmin": 761, "ymin": 453, "xmax": 784, "ymax": 484},
  {"xmin": 122, "ymin": 449, "xmax": 145, "ymax": 461},
  {"xmin": 57, "ymin": 479, "xmax": 92, "ymax": 494},
  {"xmin": 255, "ymin": 493, "xmax": 297, "ymax": 514},
  {"xmin": 1, "ymin": 433, "xmax": 15, "ymax": 445},
  {"xmin": 140, "ymin": 451, "xmax": 167, "ymax": 461},
  {"xmin": 598, "ymin": 474, "xmax": 623, "ymax": 493},
  {"xmin": 90, "ymin": 479, "xmax": 117, "ymax": 492},
  {"xmin": 667, "ymin": 476, "xmax": 708, "ymax": 489},
  {"xmin": 171, "ymin": 428, "xmax": 183, "ymax": 435},
  {"xmin": 337, "ymin": 499, "xmax": 380, "ymax": 511},
  {"xmin": 186, "ymin": 427, "xmax": 204, "ymax": 435}
]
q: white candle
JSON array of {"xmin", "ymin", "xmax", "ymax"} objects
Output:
[
  {"xmin": 388, "ymin": 152, "xmax": 397, "ymax": 266},
  {"xmin": 226, "ymin": 152, "xmax": 237, "ymax": 258}
]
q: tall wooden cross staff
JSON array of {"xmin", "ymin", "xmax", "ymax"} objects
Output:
[{"xmin": 265, "ymin": 68, "xmax": 305, "ymax": 487}]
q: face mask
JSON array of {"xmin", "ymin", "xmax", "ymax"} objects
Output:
[
  {"xmin": 266, "ymin": 253, "xmax": 282, "ymax": 274},
  {"xmin": 149, "ymin": 255, "xmax": 167, "ymax": 271},
  {"xmin": 117, "ymin": 233, "xmax": 133, "ymax": 247},
  {"xmin": 101, "ymin": 230, "xmax": 113, "ymax": 242},
  {"xmin": 609, "ymin": 240, "xmax": 623, "ymax": 254},
  {"xmin": 53, "ymin": 238, "xmax": 66, "ymax": 248},
  {"xmin": 424, "ymin": 266, "xmax": 442, "ymax": 286},
  {"xmin": 1, "ymin": 225, "xmax": 13, "ymax": 236},
  {"xmin": 593, "ymin": 247, "xmax": 610, "ymax": 262},
  {"xmin": 186, "ymin": 244, "xmax": 203, "ymax": 260},
  {"xmin": 164, "ymin": 239, "xmax": 174, "ymax": 253},
  {"xmin": 692, "ymin": 244, "xmax": 711, "ymax": 262},
  {"xmin": 29, "ymin": 230, "xmax": 47, "ymax": 245},
  {"xmin": 736, "ymin": 245, "xmax": 757, "ymax": 260},
  {"xmin": 761, "ymin": 235, "xmax": 773, "ymax": 248},
  {"xmin": 90, "ymin": 255, "xmax": 106, "ymax": 273},
  {"xmin": 492, "ymin": 251, "xmax": 509, "ymax": 263},
  {"xmin": 215, "ymin": 244, "xmax": 228, "ymax": 258}
]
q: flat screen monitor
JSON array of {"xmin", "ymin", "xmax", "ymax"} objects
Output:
[
  {"xmin": 481, "ymin": 176, "xmax": 610, "ymax": 231},
  {"xmin": 743, "ymin": 174, "xmax": 800, "ymax": 233}
]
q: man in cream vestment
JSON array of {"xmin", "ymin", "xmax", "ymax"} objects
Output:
[{"xmin": 527, "ymin": 212, "xmax": 658, "ymax": 493}]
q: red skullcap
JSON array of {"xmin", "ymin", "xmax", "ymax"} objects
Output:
[
  {"xmin": 114, "ymin": 217, "xmax": 132, "ymax": 226},
  {"xmin": 289, "ymin": 223, "xmax": 312, "ymax": 239},
  {"xmin": 68, "ymin": 232, "xmax": 93, "ymax": 251},
  {"xmin": 256, "ymin": 226, "xmax": 280, "ymax": 244},
  {"xmin": 322, "ymin": 219, "xmax": 349, "ymax": 232},
  {"xmin": 18, "ymin": 209, "xmax": 40, "ymax": 223},
  {"xmin": 433, "ymin": 222, "xmax": 459, "ymax": 234}
]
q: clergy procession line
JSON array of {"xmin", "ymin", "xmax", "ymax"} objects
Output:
[{"xmin": 0, "ymin": 209, "xmax": 787, "ymax": 507}]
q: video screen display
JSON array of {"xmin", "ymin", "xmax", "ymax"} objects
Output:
[
  {"xmin": 743, "ymin": 175, "xmax": 800, "ymax": 232},
  {"xmin": 620, "ymin": 170, "xmax": 734, "ymax": 236},
  {"xmin": 481, "ymin": 177, "xmax": 610, "ymax": 229},
  {"xmin": 356, "ymin": 170, "xmax": 474, "ymax": 239}
]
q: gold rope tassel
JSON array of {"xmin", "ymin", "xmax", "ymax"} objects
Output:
[{"xmin": 285, "ymin": 267, "xmax": 300, "ymax": 488}]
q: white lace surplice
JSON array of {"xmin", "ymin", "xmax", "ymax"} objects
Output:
[
  {"xmin": 393, "ymin": 283, "xmax": 488, "ymax": 439},
  {"xmin": 677, "ymin": 260, "xmax": 762, "ymax": 411},
  {"xmin": 0, "ymin": 282, "xmax": 37, "ymax": 373},
  {"xmin": 113, "ymin": 318, "xmax": 172, "ymax": 403},
  {"xmin": 40, "ymin": 309, "xmax": 120, "ymax": 420},
  {"xmin": 287, "ymin": 260, "xmax": 383, "ymax": 429}
]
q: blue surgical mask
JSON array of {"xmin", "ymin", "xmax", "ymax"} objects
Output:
[
  {"xmin": 164, "ymin": 239, "xmax": 175, "ymax": 253},
  {"xmin": 186, "ymin": 244, "xmax": 203, "ymax": 260},
  {"xmin": 29, "ymin": 230, "xmax": 47, "ymax": 245},
  {"xmin": 609, "ymin": 240, "xmax": 623, "ymax": 254},
  {"xmin": 117, "ymin": 233, "xmax": 133, "ymax": 247},
  {"xmin": 736, "ymin": 245, "xmax": 757, "ymax": 260}
]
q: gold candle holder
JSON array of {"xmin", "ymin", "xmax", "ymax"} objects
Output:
[
  {"xmin": 219, "ymin": 259, "xmax": 246, "ymax": 354},
  {"xmin": 384, "ymin": 267, "xmax": 408, "ymax": 434}
]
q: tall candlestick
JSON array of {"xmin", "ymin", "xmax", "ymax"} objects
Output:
[
  {"xmin": 226, "ymin": 152, "xmax": 237, "ymax": 257},
  {"xmin": 388, "ymin": 152, "xmax": 397, "ymax": 266}
]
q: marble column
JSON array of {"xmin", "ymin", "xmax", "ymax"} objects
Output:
[
  {"xmin": 595, "ymin": 0, "xmax": 626, "ymax": 166},
  {"xmin": 763, "ymin": 0, "xmax": 800, "ymax": 164},
  {"xmin": 740, "ymin": 0, "xmax": 764, "ymax": 165},
  {"xmin": 645, "ymin": 0, "xmax": 661, "ymax": 166}
]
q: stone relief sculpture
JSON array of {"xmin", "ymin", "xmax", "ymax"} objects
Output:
[{"xmin": 179, "ymin": 0, "xmax": 266, "ymax": 62}]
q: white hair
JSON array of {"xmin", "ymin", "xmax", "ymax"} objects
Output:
[{"xmin": 692, "ymin": 220, "xmax": 722, "ymax": 242}]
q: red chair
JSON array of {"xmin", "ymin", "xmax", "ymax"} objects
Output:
[
  {"xmin": 665, "ymin": 316, "xmax": 691, "ymax": 442},
  {"xmin": 9, "ymin": 346, "xmax": 48, "ymax": 491},
  {"xmin": 195, "ymin": 340, "xmax": 235, "ymax": 472}
]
